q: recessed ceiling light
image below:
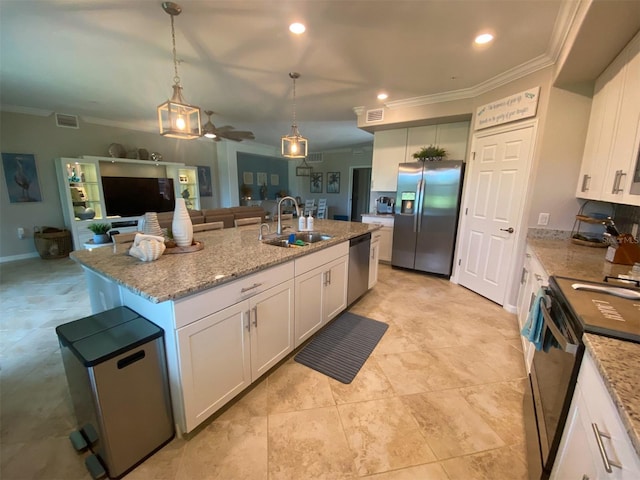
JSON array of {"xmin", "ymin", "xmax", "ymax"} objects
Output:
[
  {"xmin": 289, "ymin": 22, "xmax": 306, "ymax": 34},
  {"xmin": 475, "ymin": 33, "xmax": 494, "ymax": 45},
  {"xmin": 377, "ymin": 92, "xmax": 388, "ymax": 100}
]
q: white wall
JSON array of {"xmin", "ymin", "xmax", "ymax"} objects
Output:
[{"xmin": 0, "ymin": 111, "xmax": 221, "ymax": 260}]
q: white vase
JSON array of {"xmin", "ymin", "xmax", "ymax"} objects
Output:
[
  {"xmin": 172, "ymin": 198, "xmax": 193, "ymax": 247},
  {"xmin": 141, "ymin": 212, "xmax": 163, "ymax": 237}
]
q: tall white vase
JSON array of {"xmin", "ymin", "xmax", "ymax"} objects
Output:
[{"xmin": 172, "ymin": 198, "xmax": 193, "ymax": 247}]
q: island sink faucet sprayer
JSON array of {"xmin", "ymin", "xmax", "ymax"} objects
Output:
[{"xmin": 276, "ymin": 196, "xmax": 300, "ymax": 235}]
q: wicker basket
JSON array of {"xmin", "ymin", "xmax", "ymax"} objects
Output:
[{"xmin": 34, "ymin": 228, "xmax": 72, "ymax": 259}]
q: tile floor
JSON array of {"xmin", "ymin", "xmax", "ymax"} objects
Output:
[{"xmin": 0, "ymin": 258, "xmax": 529, "ymax": 479}]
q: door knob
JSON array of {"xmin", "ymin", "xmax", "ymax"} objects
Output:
[{"xmin": 500, "ymin": 227, "xmax": 515, "ymax": 233}]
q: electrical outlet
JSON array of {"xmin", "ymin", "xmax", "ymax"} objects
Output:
[
  {"xmin": 17, "ymin": 227, "xmax": 24, "ymax": 239},
  {"xmin": 537, "ymin": 213, "xmax": 550, "ymax": 226}
]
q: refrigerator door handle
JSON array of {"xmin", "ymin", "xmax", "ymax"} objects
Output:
[
  {"xmin": 417, "ymin": 177, "xmax": 426, "ymax": 232},
  {"xmin": 413, "ymin": 179, "xmax": 422, "ymax": 233}
]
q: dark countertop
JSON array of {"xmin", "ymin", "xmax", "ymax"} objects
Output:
[
  {"xmin": 70, "ymin": 219, "xmax": 378, "ymax": 303},
  {"xmin": 528, "ymin": 237, "xmax": 639, "ymax": 456}
]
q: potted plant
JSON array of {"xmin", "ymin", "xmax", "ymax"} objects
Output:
[
  {"xmin": 412, "ymin": 145, "xmax": 447, "ymax": 161},
  {"xmin": 87, "ymin": 222, "xmax": 112, "ymax": 244},
  {"xmin": 239, "ymin": 183, "xmax": 253, "ymax": 205}
]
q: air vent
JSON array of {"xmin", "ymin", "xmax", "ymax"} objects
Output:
[
  {"xmin": 365, "ymin": 108, "xmax": 384, "ymax": 123},
  {"xmin": 55, "ymin": 113, "xmax": 79, "ymax": 129},
  {"xmin": 306, "ymin": 152, "xmax": 323, "ymax": 163}
]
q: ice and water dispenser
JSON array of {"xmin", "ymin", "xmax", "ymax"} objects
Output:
[{"xmin": 399, "ymin": 191, "xmax": 416, "ymax": 214}]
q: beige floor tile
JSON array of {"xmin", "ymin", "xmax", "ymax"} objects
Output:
[
  {"xmin": 337, "ymin": 397, "xmax": 437, "ymax": 476},
  {"xmin": 176, "ymin": 416, "xmax": 268, "ymax": 480},
  {"xmin": 329, "ymin": 357, "xmax": 395, "ymax": 405},
  {"xmin": 216, "ymin": 378, "xmax": 268, "ymax": 422},
  {"xmin": 375, "ymin": 351, "xmax": 439, "ymax": 395},
  {"xmin": 267, "ymin": 359, "xmax": 335, "ymax": 414},
  {"xmin": 124, "ymin": 437, "xmax": 186, "ymax": 480},
  {"xmin": 362, "ymin": 462, "xmax": 450, "ymax": 480},
  {"xmin": 439, "ymin": 445, "xmax": 528, "ymax": 480},
  {"xmin": 369, "ymin": 323, "xmax": 420, "ymax": 357},
  {"xmin": 458, "ymin": 379, "xmax": 527, "ymax": 445},
  {"xmin": 402, "ymin": 390, "xmax": 505, "ymax": 459},
  {"xmin": 268, "ymin": 406, "xmax": 357, "ymax": 480}
]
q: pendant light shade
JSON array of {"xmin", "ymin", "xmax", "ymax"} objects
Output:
[
  {"xmin": 157, "ymin": 2, "xmax": 201, "ymax": 139},
  {"xmin": 281, "ymin": 72, "xmax": 308, "ymax": 158}
]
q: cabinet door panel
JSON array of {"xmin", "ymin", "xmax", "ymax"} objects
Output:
[
  {"xmin": 405, "ymin": 125, "xmax": 437, "ymax": 163},
  {"xmin": 324, "ymin": 256, "xmax": 348, "ymax": 323},
  {"xmin": 294, "ymin": 267, "xmax": 325, "ymax": 347},
  {"xmin": 379, "ymin": 226, "xmax": 393, "ymax": 263},
  {"xmin": 250, "ymin": 279, "xmax": 295, "ymax": 379},
  {"xmin": 177, "ymin": 301, "xmax": 251, "ymax": 432},
  {"xmin": 369, "ymin": 238, "xmax": 380, "ymax": 289},
  {"xmin": 371, "ymin": 129, "xmax": 407, "ymax": 191}
]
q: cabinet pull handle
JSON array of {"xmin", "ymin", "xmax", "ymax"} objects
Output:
[
  {"xmin": 252, "ymin": 306, "xmax": 258, "ymax": 327},
  {"xmin": 612, "ymin": 171, "xmax": 626, "ymax": 194},
  {"xmin": 581, "ymin": 476, "xmax": 589, "ymax": 480},
  {"xmin": 534, "ymin": 274, "xmax": 543, "ymax": 282},
  {"xmin": 591, "ymin": 423, "xmax": 622, "ymax": 472},
  {"xmin": 521, "ymin": 267, "xmax": 528, "ymax": 285},
  {"xmin": 323, "ymin": 271, "xmax": 328, "ymax": 287},
  {"xmin": 241, "ymin": 282, "xmax": 263, "ymax": 293},
  {"xmin": 245, "ymin": 310, "xmax": 251, "ymax": 331},
  {"xmin": 327, "ymin": 270, "xmax": 332, "ymax": 285},
  {"xmin": 581, "ymin": 174, "xmax": 591, "ymax": 192}
]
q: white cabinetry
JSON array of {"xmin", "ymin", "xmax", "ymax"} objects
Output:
[
  {"xmin": 362, "ymin": 215, "xmax": 393, "ymax": 263},
  {"xmin": 552, "ymin": 351, "xmax": 640, "ymax": 479},
  {"xmin": 516, "ymin": 245, "xmax": 549, "ymax": 372},
  {"xmin": 405, "ymin": 125, "xmax": 437, "ymax": 163},
  {"xmin": 576, "ymin": 32, "xmax": 640, "ymax": 206},
  {"xmin": 294, "ymin": 242, "xmax": 349, "ymax": 347},
  {"xmin": 166, "ymin": 165, "xmax": 201, "ymax": 210},
  {"xmin": 371, "ymin": 129, "xmax": 408, "ymax": 191},
  {"xmin": 404, "ymin": 122, "xmax": 469, "ymax": 163},
  {"xmin": 369, "ymin": 230, "xmax": 381, "ymax": 288}
]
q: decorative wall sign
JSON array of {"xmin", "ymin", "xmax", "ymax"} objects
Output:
[
  {"xmin": 296, "ymin": 166, "xmax": 312, "ymax": 176},
  {"xmin": 257, "ymin": 172, "xmax": 267, "ymax": 187},
  {"xmin": 197, "ymin": 166, "xmax": 212, "ymax": 197},
  {"xmin": 2, "ymin": 153, "xmax": 42, "ymax": 203},
  {"xmin": 310, "ymin": 172, "xmax": 323, "ymax": 193},
  {"xmin": 270, "ymin": 174, "xmax": 279, "ymax": 186},
  {"xmin": 243, "ymin": 171, "xmax": 254, "ymax": 185},
  {"xmin": 474, "ymin": 86, "xmax": 540, "ymax": 130},
  {"xmin": 327, "ymin": 172, "xmax": 340, "ymax": 193}
]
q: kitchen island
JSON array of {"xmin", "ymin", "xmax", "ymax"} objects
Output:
[
  {"xmin": 524, "ymin": 236, "xmax": 640, "ymax": 461},
  {"xmin": 70, "ymin": 219, "xmax": 379, "ymax": 435}
]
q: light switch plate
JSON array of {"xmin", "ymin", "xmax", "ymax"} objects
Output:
[{"xmin": 538, "ymin": 213, "xmax": 550, "ymax": 226}]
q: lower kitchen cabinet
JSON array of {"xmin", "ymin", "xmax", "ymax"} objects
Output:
[
  {"xmin": 362, "ymin": 215, "xmax": 393, "ymax": 263},
  {"xmin": 294, "ymin": 243, "xmax": 349, "ymax": 347},
  {"xmin": 369, "ymin": 230, "xmax": 381, "ymax": 288},
  {"xmin": 516, "ymin": 245, "xmax": 548, "ymax": 372},
  {"xmin": 551, "ymin": 351, "xmax": 640, "ymax": 479},
  {"xmin": 177, "ymin": 278, "xmax": 294, "ymax": 432}
]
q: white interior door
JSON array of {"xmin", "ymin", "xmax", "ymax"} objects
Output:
[{"xmin": 457, "ymin": 123, "xmax": 535, "ymax": 305}]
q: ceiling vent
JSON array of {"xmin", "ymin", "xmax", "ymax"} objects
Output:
[
  {"xmin": 306, "ymin": 152, "xmax": 323, "ymax": 163},
  {"xmin": 365, "ymin": 108, "xmax": 384, "ymax": 123},
  {"xmin": 55, "ymin": 113, "xmax": 79, "ymax": 129}
]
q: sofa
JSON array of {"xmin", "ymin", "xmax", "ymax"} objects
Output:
[{"xmin": 156, "ymin": 206, "xmax": 266, "ymax": 230}]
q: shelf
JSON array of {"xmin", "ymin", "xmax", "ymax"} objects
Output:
[
  {"xmin": 81, "ymin": 155, "xmax": 184, "ymax": 167},
  {"xmin": 575, "ymin": 214, "xmax": 612, "ymax": 224}
]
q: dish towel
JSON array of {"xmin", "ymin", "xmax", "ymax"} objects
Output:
[{"xmin": 521, "ymin": 288, "xmax": 549, "ymax": 351}]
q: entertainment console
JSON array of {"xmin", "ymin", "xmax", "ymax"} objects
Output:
[{"xmin": 55, "ymin": 156, "xmax": 201, "ymax": 250}]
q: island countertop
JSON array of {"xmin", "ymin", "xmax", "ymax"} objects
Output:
[{"xmin": 70, "ymin": 219, "xmax": 378, "ymax": 304}]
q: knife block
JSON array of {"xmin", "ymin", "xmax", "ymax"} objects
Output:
[{"xmin": 605, "ymin": 235, "xmax": 640, "ymax": 265}]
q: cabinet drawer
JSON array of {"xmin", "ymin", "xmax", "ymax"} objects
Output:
[
  {"xmin": 174, "ymin": 261, "xmax": 294, "ymax": 328},
  {"xmin": 362, "ymin": 216, "xmax": 394, "ymax": 228},
  {"xmin": 294, "ymin": 242, "xmax": 349, "ymax": 276}
]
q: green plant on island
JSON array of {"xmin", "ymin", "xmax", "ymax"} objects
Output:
[
  {"xmin": 87, "ymin": 222, "xmax": 111, "ymax": 234},
  {"xmin": 412, "ymin": 145, "xmax": 447, "ymax": 160}
]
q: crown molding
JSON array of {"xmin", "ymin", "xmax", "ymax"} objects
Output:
[{"xmin": 1, "ymin": 105, "xmax": 52, "ymax": 116}]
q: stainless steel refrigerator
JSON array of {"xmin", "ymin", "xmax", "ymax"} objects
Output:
[{"xmin": 391, "ymin": 160, "xmax": 465, "ymax": 277}]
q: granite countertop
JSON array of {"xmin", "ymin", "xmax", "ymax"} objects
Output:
[
  {"xmin": 527, "ymin": 237, "xmax": 640, "ymax": 456},
  {"xmin": 361, "ymin": 213, "xmax": 395, "ymax": 219},
  {"xmin": 70, "ymin": 219, "xmax": 378, "ymax": 304}
]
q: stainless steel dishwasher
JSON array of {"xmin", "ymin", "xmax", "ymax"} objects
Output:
[{"xmin": 347, "ymin": 232, "xmax": 371, "ymax": 305}]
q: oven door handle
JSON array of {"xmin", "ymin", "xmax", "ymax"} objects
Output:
[{"xmin": 540, "ymin": 301, "xmax": 579, "ymax": 354}]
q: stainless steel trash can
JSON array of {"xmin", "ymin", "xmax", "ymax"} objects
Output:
[{"xmin": 56, "ymin": 306, "xmax": 174, "ymax": 479}]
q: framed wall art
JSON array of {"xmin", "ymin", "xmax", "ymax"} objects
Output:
[
  {"xmin": 310, "ymin": 172, "xmax": 323, "ymax": 193},
  {"xmin": 197, "ymin": 166, "xmax": 212, "ymax": 197},
  {"xmin": 327, "ymin": 172, "xmax": 340, "ymax": 193},
  {"xmin": 2, "ymin": 153, "xmax": 42, "ymax": 203}
]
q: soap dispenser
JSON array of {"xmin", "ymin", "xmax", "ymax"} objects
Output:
[
  {"xmin": 298, "ymin": 214, "xmax": 306, "ymax": 231},
  {"xmin": 307, "ymin": 212, "xmax": 314, "ymax": 231}
]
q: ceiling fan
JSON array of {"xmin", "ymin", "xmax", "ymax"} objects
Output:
[{"xmin": 201, "ymin": 110, "xmax": 255, "ymax": 142}]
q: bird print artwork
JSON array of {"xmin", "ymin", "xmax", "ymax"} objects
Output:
[{"xmin": 2, "ymin": 153, "xmax": 42, "ymax": 203}]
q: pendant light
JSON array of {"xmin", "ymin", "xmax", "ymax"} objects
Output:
[
  {"xmin": 281, "ymin": 72, "xmax": 308, "ymax": 158},
  {"xmin": 157, "ymin": 2, "xmax": 201, "ymax": 139}
]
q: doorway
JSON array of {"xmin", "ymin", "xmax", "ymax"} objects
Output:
[{"xmin": 350, "ymin": 167, "xmax": 371, "ymax": 221}]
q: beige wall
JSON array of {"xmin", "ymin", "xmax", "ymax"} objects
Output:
[{"xmin": 0, "ymin": 112, "xmax": 219, "ymax": 260}]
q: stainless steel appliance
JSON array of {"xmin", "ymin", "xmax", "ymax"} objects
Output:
[
  {"xmin": 629, "ymin": 147, "xmax": 640, "ymax": 195},
  {"xmin": 524, "ymin": 276, "xmax": 640, "ymax": 479},
  {"xmin": 56, "ymin": 307, "xmax": 174, "ymax": 479},
  {"xmin": 347, "ymin": 232, "xmax": 371, "ymax": 305},
  {"xmin": 376, "ymin": 196, "xmax": 395, "ymax": 214},
  {"xmin": 391, "ymin": 160, "xmax": 464, "ymax": 276}
]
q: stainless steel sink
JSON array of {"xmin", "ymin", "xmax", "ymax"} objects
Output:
[{"xmin": 262, "ymin": 232, "xmax": 332, "ymax": 247}]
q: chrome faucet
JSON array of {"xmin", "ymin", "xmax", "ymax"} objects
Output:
[
  {"xmin": 276, "ymin": 196, "xmax": 300, "ymax": 235},
  {"xmin": 258, "ymin": 223, "xmax": 270, "ymax": 240}
]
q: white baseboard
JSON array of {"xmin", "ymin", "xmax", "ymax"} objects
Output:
[
  {"xmin": 0, "ymin": 252, "xmax": 40, "ymax": 263},
  {"xmin": 503, "ymin": 302, "xmax": 518, "ymax": 314}
]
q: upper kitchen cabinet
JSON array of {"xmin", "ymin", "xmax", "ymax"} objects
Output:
[
  {"xmin": 576, "ymin": 32, "xmax": 640, "ymax": 206},
  {"xmin": 405, "ymin": 122, "xmax": 469, "ymax": 162},
  {"xmin": 371, "ymin": 129, "xmax": 408, "ymax": 191},
  {"xmin": 405, "ymin": 125, "xmax": 437, "ymax": 163}
]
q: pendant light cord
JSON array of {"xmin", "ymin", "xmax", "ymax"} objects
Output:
[
  {"xmin": 170, "ymin": 14, "xmax": 180, "ymax": 86},
  {"xmin": 291, "ymin": 76, "xmax": 297, "ymax": 128}
]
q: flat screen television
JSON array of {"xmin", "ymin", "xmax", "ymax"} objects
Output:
[{"xmin": 101, "ymin": 176, "xmax": 175, "ymax": 218}]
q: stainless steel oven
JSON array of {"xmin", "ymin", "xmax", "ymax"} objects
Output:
[{"xmin": 524, "ymin": 276, "xmax": 640, "ymax": 479}]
